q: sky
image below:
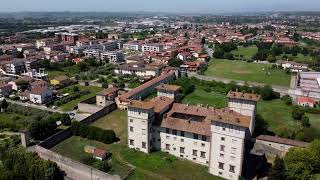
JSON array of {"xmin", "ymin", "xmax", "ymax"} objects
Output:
[{"xmin": 1, "ymin": 0, "xmax": 320, "ymax": 13}]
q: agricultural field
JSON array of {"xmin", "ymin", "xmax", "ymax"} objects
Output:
[
  {"xmin": 231, "ymin": 46, "xmax": 258, "ymax": 60},
  {"xmin": 205, "ymin": 59, "xmax": 291, "ymax": 86}
]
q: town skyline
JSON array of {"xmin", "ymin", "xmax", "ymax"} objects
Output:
[{"xmin": 1, "ymin": 0, "xmax": 320, "ymax": 13}]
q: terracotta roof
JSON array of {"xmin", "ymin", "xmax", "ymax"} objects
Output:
[
  {"xmin": 0, "ymin": 84, "xmax": 12, "ymax": 88},
  {"xmin": 97, "ymin": 87, "xmax": 119, "ymax": 96},
  {"xmin": 128, "ymin": 96, "xmax": 174, "ymax": 113},
  {"xmin": 156, "ymin": 84, "xmax": 181, "ymax": 92},
  {"xmin": 119, "ymin": 71, "xmax": 175, "ymax": 101},
  {"xmin": 227, "ymin": 91, "xmax": 261, "ymax": 101},
  {"xmin": 213, "ymin": 109, "xmax": 251, "ymax": 128},
  {"xmin": 30, "ymin": 86, "xmax": 49, "ymax": 95},
  {"xmin": 297, "ymin": 97, "xmax": 316, "ymax": 105},
  {"xmin": 256, "ymin": 135, "xmax": 309, "ymax": 147},
  {"xmin": 93, "ymin": 148, "xmax": 106, "ymax": 158},
  {"xmin": 160, "ymin": 103, "xmax": 251, "ymax": 136}
]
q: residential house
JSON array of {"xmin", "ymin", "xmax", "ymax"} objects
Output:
[
  {"xmin": 0, "ymin": 84, "xmax": 13, "ymax": 97},
  {"xmin": 50, "ymin": 75, "xmax": 71, "ymax": 89},
  {"xmin": 29, "ymin": 86, "xmax": 53, "ymax": 104}
]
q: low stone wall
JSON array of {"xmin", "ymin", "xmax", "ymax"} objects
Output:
[
  {"xmin": 38, "ymin": 128, "xmax": 73, "ymax": 149},
  {"xmin": 78, "ymin": 102, "xmax": 103, "ymax": 114},
  {"xmin": 79, "ymin": 81, "xmax": 103, "ymax": 88},
  {"xmin": 81, "ymin": 102, "xmax": 117, "ymax": 124},
  {"xmin": 35, "ymin": 145, "xmax": 121, "ymax": 180}
]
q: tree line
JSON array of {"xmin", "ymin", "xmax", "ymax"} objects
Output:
[{"xmin": 71, "ymin": 121, "xmax": 117, "ymax": 144}]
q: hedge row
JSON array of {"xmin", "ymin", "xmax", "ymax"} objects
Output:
[{"xmin": 71, "ymin": 121, "xmax": 116, "ymax": 144}]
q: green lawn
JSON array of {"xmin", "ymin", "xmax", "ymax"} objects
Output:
[
  {"xmin": 276, "ymin": 53, "xmax": 315, "ymax": 63},
  {"xmin": 0, "ymin": 113, "xmax": 30, "ymax": 132},
  {"xmin": 205, "ymin": 59, "xmax": 291, "ymax": 86},
  {"xmin": 51, "ymin": 136, "xmax": 133, "ymax": 178},
  {"xmin": 48, "ymin": 70, "xmax": 67, "ymax": 80},
  {"xmin": 231, "ymin": 46, "xmax": 258, "ymax": 60},
  {"xmin": 182, "ymin": 89, "xmax": 227, "ymax": 109},
  {"xmin": 58, "ymin": 84, "xmax": 103, "ymax": 112},
  {"xmin": 52, "ymin": 109, "xmax": 220, "ymax": 180},
  {"xmin": 91, "ymin": 110, "xmax": 128, "ymax": 141}
]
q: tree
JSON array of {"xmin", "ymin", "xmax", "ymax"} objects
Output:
[
  {"xmin": 168, "ymin": 58, "xmax": 183, "ymax": 67},
  {"xmin": 301, "ymin": 115, "xmax": 310, "ymax": 127},
  {"xmin": 292, "ymin": 108, "xmax": 305, "ymax": 120},
  {"xmin": 267, "ymin": 54, "xmax": 276, "ymax": 63},
  {"xmin": 224, "ymin": 52, "xmax": 235, "ymax": 60},
  {"xmin": 269, "ymin": 155, "xmax": 286, "ymax": 180},
  {"xmin": 1, "ymin": 99, "xmax": 9, "ymax": 112},
  {"xmin": 201, "ymin": 37, "xmax": 206, "ymax": 44},
  {"xmin": 292, "ymin": 33, "xmax": 301, "ymax": 42},
  {"xmin": 260, "ymin": 85, "xmax": 279, "ymax": 100},
  {"xmin": 16, "ymin": 80, "xmax": 29, "ymax": 91},
  {"xmin": 77, "ymin": 61, "xmax": 89, "ymax": 71}
]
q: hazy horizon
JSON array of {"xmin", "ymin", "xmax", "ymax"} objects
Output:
[{"xmin": 1, "ymin": 0, "xmax": 320, "ymax": 13}]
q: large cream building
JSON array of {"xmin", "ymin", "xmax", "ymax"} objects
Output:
[{"xmin": 127, "ymin": 85, "xmax": 260, "ymax": 180}]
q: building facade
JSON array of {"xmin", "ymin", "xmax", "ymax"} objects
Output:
[{"xmin": 127, "ymin": 89, "xmax": 260, "ymax": 180}]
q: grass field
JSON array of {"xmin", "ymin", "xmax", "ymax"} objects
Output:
[
  {"xmin": 276, "ymin": 53, "xmax": 315, "ymax": 63},
  {"xmin": 182, "ymin": 89, "xmax": 227, "ymax": 108},
  {"xmin": 51, "ymin": 110, "xmax": 220, "ymax": 180},
  {"xmin": 91, "ymin": 110, "xmax": 128, "ymax": 141},
  {"xmin": 231, "ymin": 46, "xmax": 258, "ymax": 60},
  {"xmin": 0, "ymin": 113, "xmax": 29, "ymax": 132},
  {"xmin": 58, "ymin": 84, "xmax": 103, "ymax": 112},
  {"xmin": 205, "ymin": 59, "xmax": 291, "ymax": 86}
]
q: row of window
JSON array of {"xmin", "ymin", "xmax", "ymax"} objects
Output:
[
  {"xmin": 165, "ymin": 144, "xmax": 206, "ymax": 158},
  {"xmin": 220, "ymin": 145, "xmax": 237, "ymax": 154},
  {"xmin": 129, "ymin": 139, "xmax": 147, "ymax": 149},
  {"xmin": 215, "ymin": 123, "xmax": 241, "ymax": 134},
  {"xmin": 165, "ymin": 128, "xmax": 207, "ymax": 141},
  {"xmin": 221, "ymin": 136, "xmax": 238, "ymax": 143},
  {"xmin": 218, "ymin": 162, "xmax": 236, "ymax": 173}
]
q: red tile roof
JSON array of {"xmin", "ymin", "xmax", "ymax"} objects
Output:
[
  {"xmin": 227, "ymin": 91, "xmax": 261, "ymax": 101},
  {"xmin": 297, "ymin": 97, "xmax": 316, "ymax": 105},
  {"xmin": 256, "ymin": 135, "xmax": 309, "ymax": 147}
]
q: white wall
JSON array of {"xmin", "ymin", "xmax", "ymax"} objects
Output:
[{"xmin": 209, "ymin": 122, "xmax": 246, "ymax": 180}]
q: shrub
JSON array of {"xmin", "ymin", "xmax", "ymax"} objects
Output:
[
  {"xmin": 292, "ymin": 108, "xmax": 305, "ymax": 120},
  {"xmin": 281, "ymin": 95, "xmax": 293, "ymax": 106}
]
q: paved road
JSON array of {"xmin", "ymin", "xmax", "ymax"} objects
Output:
[
  {"xmin": 6, "ymin": 99, "xmax": 64, "ymax": 113},
  {"xmin": 188, "ymin": 72, "xmax": 290, "ymax": 95},
  {"xmin": 5, "ymin": 99, "xmax": 91, "ymax": 121}
]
